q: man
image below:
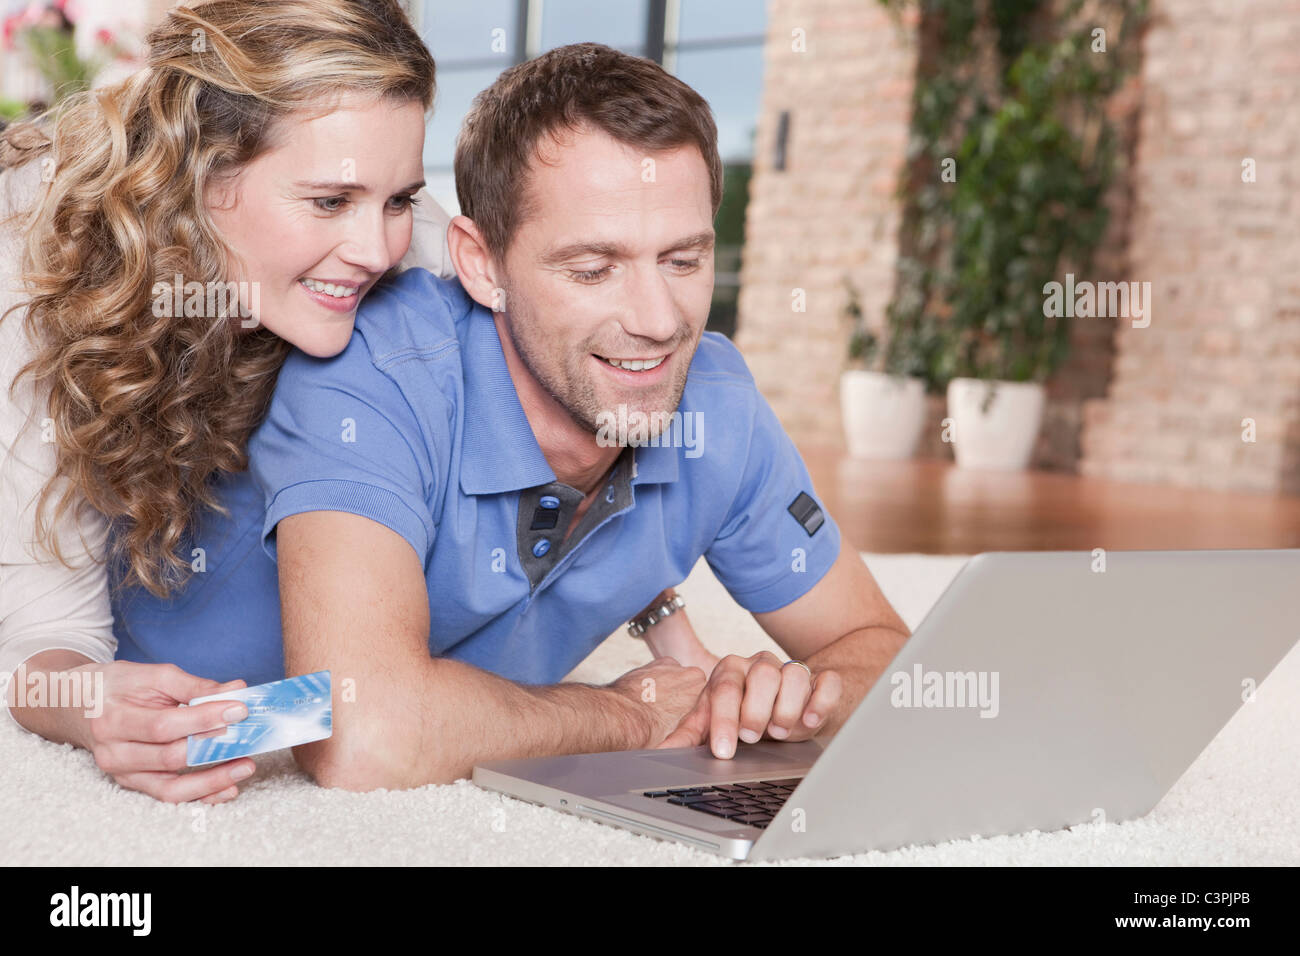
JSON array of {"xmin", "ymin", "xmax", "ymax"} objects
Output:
[{"xmin": 125, "ymin": 43, "xmax": 912, "ymax": 790}]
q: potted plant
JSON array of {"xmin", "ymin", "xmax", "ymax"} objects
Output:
[
  {"xmin": 879, "ymin": 0, "xmax": 1143, "ymax": 470},
  {"xmin": 945, "ymin": 378, "xmax": 1047, "ymax": 470},
  {"xmin": 840, "ymin": 277, "xmax": 928, "ymax": 460}
]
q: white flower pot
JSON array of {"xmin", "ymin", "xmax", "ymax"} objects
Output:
[
  {"xmin": 946, "ymin": 377, "xmax": 1046, "ymax": 471},
  {"xmin": 840, "ymin": 370, "xmax": 927, "ymax": 460}
]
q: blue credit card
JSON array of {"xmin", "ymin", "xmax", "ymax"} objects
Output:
[{"xmin": 186, "ymin": 671, "xmax": 332, "ymax": 767}]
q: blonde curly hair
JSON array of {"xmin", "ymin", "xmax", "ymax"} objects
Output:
[{"xmin": 1, "ymin": 0, "xmax": 435, "ymax": 599}]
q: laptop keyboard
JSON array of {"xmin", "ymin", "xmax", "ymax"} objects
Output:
[{"xmin": 640, "ymin": 777, "xmax": 803, "ymax": 829}]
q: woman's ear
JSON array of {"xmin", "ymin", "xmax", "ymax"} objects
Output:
[
  {"xmin": 202, "ymin": 170, "xmax": 240, "ymax": 216},
  {"xmin": 446, "ymin": 214, "xmax": 505, "ymax": 311}
]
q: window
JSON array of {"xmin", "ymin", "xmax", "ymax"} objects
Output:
[
  {"xmin": 539, "ymin": 0, "xmax": 647, "ymax": 55},
  {"xmin": 414, "ymin": 0, "xmax": 768, "ymax": 338},
  {"xmin": 665, "ymin": 0, "xmax": 767, "ymax": 338},
  {"xmin": 415, "ymin": 1, "xmax": 521, "ymax": 210}
]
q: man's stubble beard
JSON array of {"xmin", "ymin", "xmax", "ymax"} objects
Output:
[{"xmin": 500, "ymin": 278, "xmax": 695, "ymax": 438}]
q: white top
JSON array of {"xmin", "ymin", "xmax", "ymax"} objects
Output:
[{"xmin": 0, "ymin": 156, "xmax": 456, "ymax": 732}]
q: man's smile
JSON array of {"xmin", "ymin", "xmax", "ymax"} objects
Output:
[
  {"xmin": 595, "ymin": 353, "xmax": 668, "ymax": 370},
  {"xmin": 592, "ymin": 350, "xmax": 674, "ymax": 381}
]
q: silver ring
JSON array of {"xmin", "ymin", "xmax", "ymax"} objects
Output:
[{"xmin": 783, "ymin": 660, "xmax": 813, "ymax": 680}]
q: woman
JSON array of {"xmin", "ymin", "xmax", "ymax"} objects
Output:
[
  {"xmin": 1, "ymin": 0, "xmax": 713, "ymax": 805},
  {"xmin": 0, "ymin": 0, "xmax": 443, "ymax": 805}
]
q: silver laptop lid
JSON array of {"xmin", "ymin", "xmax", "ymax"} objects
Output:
[{"xmin": 750, "ymin": 549, "xmax": 1300, "ymax": 860}]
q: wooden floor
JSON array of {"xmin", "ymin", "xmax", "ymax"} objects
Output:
[{"xmin": 798, "ymin": 448, "xmax": 1300, "ymax": 554}]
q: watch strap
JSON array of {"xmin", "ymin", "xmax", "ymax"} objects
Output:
[{"xmin": 627, "ymin": 589, "xmax": 685, "ymax": 638}]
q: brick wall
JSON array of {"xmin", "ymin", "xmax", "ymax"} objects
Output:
[
  {"xmin": 739, "ymin": 0, "xmax": 1300, "ymax": 493},
  {"xmin": 738, "ymin": 0, "xmax": 1140, "ymax": 471},
  {"xmin": 734, "ymin": 0, "xmax": 919, "ymax": 449},
  {"xmin": 1080, "ymin": 0, "xmax": 1300, "ymax": 493}
]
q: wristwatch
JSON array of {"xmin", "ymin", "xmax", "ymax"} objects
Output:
[{"xmin": 627, "ymin": 588, "xmax": 685, "ymax": 638}]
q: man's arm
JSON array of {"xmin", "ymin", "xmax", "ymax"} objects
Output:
[
  {"xmin": 658, "ymin": 538, "xmax": 909, "ymax": 755},
  {"xmin": 753, "ymin": 537, "xmax": 910, "ymax": 737},
  {"xmin": 276, "ymin": 510, "xmax": 689, "ymax": 790},
  {"xmin": 634, "ymin": 590, "xmax": 720, "ymax": 674}
]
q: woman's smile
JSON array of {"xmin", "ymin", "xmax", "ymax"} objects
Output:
[{"xmin": 297, "ymin": 276, "xmax": 363, "ymax": 313}]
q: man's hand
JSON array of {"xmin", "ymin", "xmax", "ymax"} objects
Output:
[
  {"xmin": 607, "ymin": 657, "xmax": 709, "ymax": 748},
  {"xmin": 654, "ymin": 651, "xmax": 842, "ymax": 758}
]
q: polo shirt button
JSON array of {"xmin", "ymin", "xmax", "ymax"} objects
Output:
[
  {"xmin": 605, "ymin": 485, "xmax": 615, "ymax": 503},
  {"xmin": 539, "ymin": 495, "xmax": 559, "ymax": 509},
  {"xmin": 532, "ymin": 539, "xmax": 551, "ymax": 557}
]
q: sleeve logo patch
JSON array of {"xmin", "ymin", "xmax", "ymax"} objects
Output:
[{"xmin": 787, "ymin": 491, "xmax": 825, "ymax": 537}]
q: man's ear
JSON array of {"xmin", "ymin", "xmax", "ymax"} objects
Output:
[{"xmin": 447, "ymin": 215, "xmax": 504, "ymax": 312}]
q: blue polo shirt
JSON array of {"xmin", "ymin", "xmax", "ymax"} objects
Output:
[{"xmin": 111, "ymin": 268, "xmax": 841, "ymax": 685}]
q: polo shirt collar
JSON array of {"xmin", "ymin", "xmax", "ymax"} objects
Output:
[
  {"xmin": 458, "ymin": 306, "xmax": 681, "ymax": 495},
  {"xmin": 459, "ymin": 309, "xmax": 555, "ymax": 495},
  {"xmin": 629, "ymin": 432, "xmax": 679, "ymax": 486}
]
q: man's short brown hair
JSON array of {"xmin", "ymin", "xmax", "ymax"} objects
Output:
[{"xmin": 454, "ymin": 42, "xmax": 723, "ymax": 264}]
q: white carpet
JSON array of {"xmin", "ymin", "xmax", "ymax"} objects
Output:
[{"xmin": 4, "ymin": 552, "xmax": 1298, "ymax": 866}]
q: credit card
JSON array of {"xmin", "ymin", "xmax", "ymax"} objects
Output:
[{"xmin": 186, "ymin": 671, "xmax": 332, "ymax": 767}]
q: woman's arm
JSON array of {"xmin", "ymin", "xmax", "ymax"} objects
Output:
[
  {"xmin": 0, "ymin": 528, "xmax": 258, "ymax": 803},
  {"xmin": 1, "ymin": 316, "xmax": 119, "ymax": 735},
  {"xmin": 5, "ymin": 648, "xmax": 96, "ymax": 744},
  {"xmin": 0, "ymin": 245, "xmax": 253, "ymax": 802}
]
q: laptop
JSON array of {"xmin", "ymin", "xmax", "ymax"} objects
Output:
[{"xmin": 473, "ymin": 549, "xmax": 1300, "ymax": 861}]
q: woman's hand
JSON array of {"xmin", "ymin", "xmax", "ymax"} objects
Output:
[{"xmin": 11, "ymin": 651, "xmax": 257, "ymax": 804}]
